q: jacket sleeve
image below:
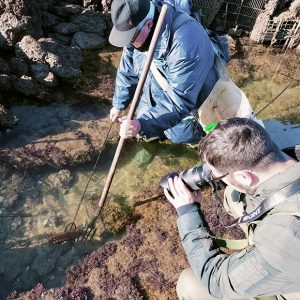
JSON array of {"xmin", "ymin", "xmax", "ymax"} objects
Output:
[
  {"xmin": 138, "ymin": 21, "xmax": 215, "ymax": 138},
  {"xmin": 177, "ymin": 204, "xmax": 291, "ymax": 299},
  {"xmin": 112, "ymin": 44, "xmax": 138, "ymax": 111}
]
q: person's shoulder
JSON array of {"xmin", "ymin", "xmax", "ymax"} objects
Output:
[
  {"xmin": 254, "ymin": 213, "xmax": 300, "ymax": 271},
  {"xmin": 152, "ymin": 0, "xmax": 190, "ymax": 14}
]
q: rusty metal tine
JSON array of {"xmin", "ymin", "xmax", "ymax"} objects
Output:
[
  {"xmin": 85, "ymin": 228, "xmax": 96, "ymax": 241},
  {"xmin": 80, "ymin": 227, "xmax": 95, "ymax": 241},
  {"xmin": 81, "ymin": 216, "xmax": 98, "ymax": 241},
  {"xmin": 78, "ymin": 227, "xmax": 90, "ymax": 241},
  {"xmin": 65, "ymin": 222, "xmax": 76, "ymax": 232},
  {"xmin": 88, "ymin": 228, "xmax": 97, "ymax": 240},
  {"xmin": 81, "ymin": 230, "xmax": 90, "ymax": 241}
]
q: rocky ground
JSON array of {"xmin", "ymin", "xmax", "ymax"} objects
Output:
[{"xmin": 6, "ymin": 188, "xmax": 245, "ymax": 300}]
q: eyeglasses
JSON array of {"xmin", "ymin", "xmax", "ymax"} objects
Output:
[{"xmin": 212, "ymin": 172, "xmax": 229, "ymax": 182}]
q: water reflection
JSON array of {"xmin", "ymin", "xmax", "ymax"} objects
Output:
[{"xmin": 264, "ymin": 119, "xmax": 300, "ymax": 149}]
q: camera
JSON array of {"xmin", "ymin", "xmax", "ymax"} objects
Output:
[{"xmin": 160, "ymin": 163, "xmax": 213, "ymax": 191}]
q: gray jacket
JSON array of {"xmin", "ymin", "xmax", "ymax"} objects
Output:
[{"xmin": 177, "ymin": 162, "xmax": 300, "ymax": 298}]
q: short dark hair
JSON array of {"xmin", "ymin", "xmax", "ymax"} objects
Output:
[{"xmin": 198, "ymin": 118, "xmax": 285, "ymax": 173}]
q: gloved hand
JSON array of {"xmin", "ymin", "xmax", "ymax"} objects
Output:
[
  {"xmin": 110, "ymin": 107, "xmax": 122, "ymax": 123},
  {"xmin": 119, "ymin": 117, "xmax": 141, "ymax": 138},
  {"xmin": 164, "ymin": 176, "xmax": 201, "ymax": 209}
]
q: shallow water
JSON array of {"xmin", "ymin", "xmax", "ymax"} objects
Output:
[
  {"xmin": 59, "ymin": 142, "xmax": 199, "ymax": 228},
  {"xmin": 264, "ymin": 120, "xmax": 300, "ymax": 149},
  {"xmin": 0, "ymin": 139, "xmax": 199, "ymax": 295}
]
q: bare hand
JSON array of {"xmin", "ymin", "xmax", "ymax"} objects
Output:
[
  {"xmin": 110, "ymin": 107, "xmax": 122, "ymax": 123},
  {"xmin": 164, "ymin": 176, "xmax": 201, "ymax": 209},
  {"xmin": 119, "ymin": 117, "xmax": 141, "ymax": 138}
]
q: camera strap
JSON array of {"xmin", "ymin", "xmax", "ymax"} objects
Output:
[{"xmin": 226, "ymin": 176, "xmax": 300, "ymax": 228}]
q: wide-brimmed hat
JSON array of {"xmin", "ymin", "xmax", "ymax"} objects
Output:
[{"xmin": 109, "ymin": 0, "xmax": 151, "ymax": 47}]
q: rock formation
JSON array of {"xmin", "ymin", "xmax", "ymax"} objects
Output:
[{"xmin": 0, "ymin": 0, "xmax": 111, "ymax": 100}]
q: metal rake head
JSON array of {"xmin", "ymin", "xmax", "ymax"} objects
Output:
[
  {"xmin": 78, "ymin": 225, "xmax": 97, "ymax": 241},
  {"xmin": 76, "ymin": 215, "xmax": 99, "ymax": 241},
  {"xmin": 48, "ymin": 217, "xmax": 98, "ymax": 244}
]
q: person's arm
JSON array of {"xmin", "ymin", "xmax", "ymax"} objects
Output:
[
  {"xmin": 138, "ymin": 21, "xmax": 215, "ymax": 138},
  {"xmin": 165, "ymin": 176, "xmax": 292, "ymax": 298},
  {"xmin": 112, "ymin": 44, "xmax": 138, "ymax": 112}
]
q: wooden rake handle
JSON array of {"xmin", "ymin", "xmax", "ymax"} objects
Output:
[{"xmin": 94, "ymin": 4, "xmax": 169, "ymax": 218}]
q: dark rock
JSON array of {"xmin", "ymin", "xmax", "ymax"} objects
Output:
[
  {"xmin": 10, "ymin": 57, "xmax": 30, "ymax": 76},
  {"xmin": 0, "ymin": 74, "xmax": 11, "ymax": 90},
  {"xmin": 52, "ymin": 22, "xmax": 79, "ymax": 35},
  {"xmin": 38, "ymin": 0, "xmax": 51, "ymax": 11},
  {"xmin": 16, "ymin": 268, "xmax": 40, "ymax": 292},
  {"xmin": 31, "ymin": 252, "xmax": 57, "ymax": 276},
  {"xmin": 48, "ymin": 33, "xmax": 72, "ymax": 45},
  {"xmin": 39, "ymin": 0, "xmax": 58, "ymax": 11},
  {"xmin": 50, "ymin": 3, "xmax": 83, "ymax": 18},
  {"xmin": 0, "ymin": 33, "xmax": 7, "ymax": 49},
  {"xmin": 41, "ymin": 11, "xmax": 62, "ymax": 31},
  {"xmin": 0, "ymin": 57, "xmax": 10, "ymax": 74},
  {"xmin": 0, "ymin": 248, "xmax": 38, "ymax": 292},
  {"xmin": 71, "ymin": 31, "xmax": 106, "ymax": 49},
  {"xmin": 70, "ymin": 9, "xmax": 106, "ymax": 34},
  {"xmin": 0, "ymin": 104, "xmax": 15, "ymax": 129},
  {"xmin": 41, "ymin": 38, "xmax": 83, "ymax": 78},
  {"xmin": 0, "ymin": 1, "xmax": 5, "ymax": 13},
  {"xmin": 30, "ymin": 62, "xmax": 49, "ymax": 81},
  {"xmin": 11, "ymin": 75, "xmax": 38, "ymax": 96},
  {"xmin": 64, "ymin": 0, "xmax": 83, "ymax": 4}
]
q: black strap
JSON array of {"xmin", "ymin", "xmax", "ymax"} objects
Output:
[
  {"xmin": 226, "ymin": 177, "xmax": 300, "ymax": 228},
  {"xmin": 282, "ymin": 145, "xmax": 300, "ymax": 161}
]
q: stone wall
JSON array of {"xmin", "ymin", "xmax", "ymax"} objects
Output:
[
  {"xmin": 0, "ymin": 0, "xmax": 111, "ymax": 100},
  {"xmin": 250, "ymin": 0, "xmax": 300, "ymax": 43}
]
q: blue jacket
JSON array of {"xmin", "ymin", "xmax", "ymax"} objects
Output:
[
  {"xmin": 177, "ymin": 163, "xmax": 300, "ymax": 298},
  {"xmin": 112, "ymin": 2, "xmax": 221, "ymax": 140}
]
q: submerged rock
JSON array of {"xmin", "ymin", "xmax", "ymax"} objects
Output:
[
  {"xmin": 47, "ymin": 169, "xmax": 73, "ymax": 189},
  {"xmin": 0, "ymin": 104, "xmax": 16, "ymax": 130}
]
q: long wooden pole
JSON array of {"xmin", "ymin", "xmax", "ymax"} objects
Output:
[{"xmin": 95, "ymin": 4, "xmax": 169, "ymax": 217}]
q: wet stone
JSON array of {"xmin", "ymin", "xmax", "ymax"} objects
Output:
[
  {"xmin": 32, "ymin": 252, "xmax": 57, "ymax": 276},
  {"xmin": 46, "ymin": 169, "xmax": 73, "ymax": 189}
]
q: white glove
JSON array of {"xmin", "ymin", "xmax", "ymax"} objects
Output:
[
  {"xmin": 119, "ymin": 117, "xmax": 141, "ymax": 139},
  {"xmin": 110, "ymin": 107, "xmax": 122, "ymax": 123}
]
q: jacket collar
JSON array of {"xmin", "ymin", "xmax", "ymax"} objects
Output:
[{"xmin": 247, "ymin": 162, "xmax": 300, "ymax": 211}]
